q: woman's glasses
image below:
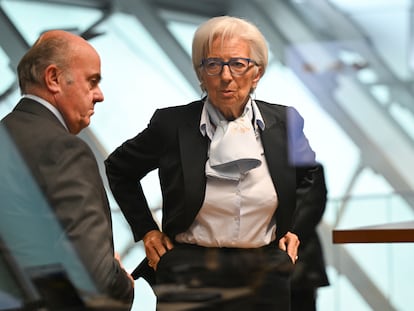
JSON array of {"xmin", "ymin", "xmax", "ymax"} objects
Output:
[{"xmin": 201, "ymin": 57, "xmax": 258, "ymax": 76}]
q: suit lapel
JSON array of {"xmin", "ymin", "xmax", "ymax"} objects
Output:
[
  {"xmin": 178, "ymin": 104, "xmax": 209, "ymax": 219},
  {"xmin": 257, "ymin": 102, "xmax": 287, "ymax": 190}
]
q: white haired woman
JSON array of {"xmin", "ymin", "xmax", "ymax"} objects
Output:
[{"xmin": 106, "ymin": 15, "xmax": 319, "ymax": 310}]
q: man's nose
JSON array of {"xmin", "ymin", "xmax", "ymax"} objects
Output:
[{"xmin": 95, "ymin": 87, "xmax": 104, "ymax": 102}]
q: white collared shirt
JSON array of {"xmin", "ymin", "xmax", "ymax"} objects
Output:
[
  {"xmin": 23, "ymin": 94, "xmax": 68, "ymax": 131},
  {"xmin": 175, "ymin": 99, "xmax": 278, "ymax": 248}
]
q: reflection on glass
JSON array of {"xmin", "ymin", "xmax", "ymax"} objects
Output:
[{"xmin": 0, "ymin": 125, "xmax": 99, "ymax": 308}]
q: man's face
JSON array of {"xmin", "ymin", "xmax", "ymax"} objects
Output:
[{"xmin": 56, "ymin": 45, "xmax": 104, "ymax": 134}]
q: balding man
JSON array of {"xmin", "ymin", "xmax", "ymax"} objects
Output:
[{"xmin": 1, "ymin": 30, "xmax": 134, "ymax": 309}]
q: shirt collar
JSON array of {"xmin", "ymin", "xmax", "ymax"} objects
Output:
[
  {"xmin": 200, "ymin": 96, "xmax": 265, "ymax": 140},
  {"xmin": 22, "ymin": 94, "xmax": 68, "ymax": 131}
]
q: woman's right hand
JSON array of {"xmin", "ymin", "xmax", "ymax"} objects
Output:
[{"xmin": 143, "ymin": 229, "xmax": 174, "ymax": 270}]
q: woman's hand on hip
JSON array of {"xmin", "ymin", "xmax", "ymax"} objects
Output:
[
  {"xmin": 143, "ymin": 229, "xmax": 174, "ymax": 270},
  {"xmin": 278, "ymin": 231, "xmax": 300, "ymax": 264}
]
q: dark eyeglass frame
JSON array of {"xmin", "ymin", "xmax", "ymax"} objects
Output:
[{"xmin": 200, "ymin": 57, "xmax": 258, "ymax": 76}]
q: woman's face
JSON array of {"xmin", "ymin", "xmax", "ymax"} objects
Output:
[{"xmin": 200, "ymin": 36, "xmax": 263, "ymax": 120}]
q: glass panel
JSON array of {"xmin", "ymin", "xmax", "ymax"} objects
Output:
[
  {"xmin": 0, "ymin": 126, "xmax": 98, "ymax": 303},
  {"xmin": 327, "ymin": 192, "xmax": 414, "ymax": 311},
  {"xmin": 1, "ymin": 1, "xmax": 413, "ymax": 311},
  {"xmin": 2, "ymin": 0, "xmax": 102, "ymax": 43},
  {"xmin": 0, "ymin": 47, "xmax": 15, "ymax": 97}
]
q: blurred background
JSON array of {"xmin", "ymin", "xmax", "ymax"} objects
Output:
[{"xmin": 1, "ymin": 0, "xmax": 413, "ymax": 310}]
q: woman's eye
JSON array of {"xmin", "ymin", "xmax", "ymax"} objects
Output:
[
  {"xmin": 231, "ymin": 61, "xmax": 245, "ymax": 68},
  {"xmin": 207, "ymin": 62, "xmax": 220, "ymax": 68}
]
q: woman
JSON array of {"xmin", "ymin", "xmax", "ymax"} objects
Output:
[{"xmin": 105, "ymin": 16, "xmax": 318, "ymax": 310}]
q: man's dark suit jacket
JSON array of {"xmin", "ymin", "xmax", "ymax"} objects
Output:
[
  {"xmin": 105, "ymin": 99, "xmax": 318, "ymax": 284},
  {"xmin": 1, "ymin": 98, "xmax": 134, "ymax": 305}
]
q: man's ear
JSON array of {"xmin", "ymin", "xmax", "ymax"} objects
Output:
[{"xmin": 44, "ymin": 64, "xmax": 60, "ymax": 93}]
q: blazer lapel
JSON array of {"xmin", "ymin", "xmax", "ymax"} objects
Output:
[
  {"xmin": 257, "ymin": 102, "xmax": 287, "ymax": 189},
  {"xmin": 258, "ymin": 102, "xmax": 294, "ymax": 210},
  {"xmin": 178, "ymin": 106, "xmax": 209, "ymax": 220}
]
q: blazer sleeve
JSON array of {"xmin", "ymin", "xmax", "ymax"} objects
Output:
[
  {"xmin": 105, "ymin": 110, "xmax": 164, "ymax": 242},
  {"xmin": 41, "ymin": 134, "xmax": 134, "ymax": 305},
  {"xmin": 292, "ymin": 164, "xmax": 327, "ymax": 243}
]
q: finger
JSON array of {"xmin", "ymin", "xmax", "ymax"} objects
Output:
[
  {"xmin": 286, "ymin": 249, "xmax": 298, "ymax": 263},
  {"xmin": 146, "ymin": 242, "xmax": 169, "ymax": 268},
  {"xmin": 114, "ymin": 252, "xmax": 121, "ymax": 261},
  {"xmin": 164, "ymin": 236, "xmax": 175, "ymax": 251},
  {"xmin": 278, "ymin": 238, "xmax": 287, "ymax": 251},
  {"xmin": 147, "ymin": 260, "xmax": 157, "ymax": 271},
  {"xmin": 286, "ymin": 241, "xmax": 297, "ymax": 255},
  {"xmin": 287, "ymin": 242, "xmax": 299, "ymax": 260},
  {"xmin": 144, "ymin": 231, "xmax": 175, "ymax": 270},
  {"xmin": 128, "ymin": 274, "xmax": 135, "ymax": 287},
  {"xmin": 152, "ymin": 234, "xmax": 174, "ymax": 257},
  {"xmin": 154, "ymin": 244, "xmax": 169, "ymax": 258}
]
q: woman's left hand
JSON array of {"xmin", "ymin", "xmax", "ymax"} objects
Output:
[{"xmin": 278, "ymin": 231, "xmax": 300, "ymax": 263}]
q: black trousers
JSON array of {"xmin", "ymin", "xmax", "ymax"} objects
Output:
[
  {"xmin": 291, "ymin": 288, "xmax": 317, "ymax": 311},
  {"xmin": 155, "ymin": 243, "xmax": 294, "ymax": 311}
]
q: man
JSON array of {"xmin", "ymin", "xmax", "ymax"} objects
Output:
[{"xmin": 1, "ymin": 30, "xmax": 134, "ymax": 308}]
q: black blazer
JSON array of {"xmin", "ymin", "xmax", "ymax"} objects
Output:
[
  {"xmin": 1, "ymin": 98, "xmax": 134, "ymax": 305},
  {"xmin": 291, "ymin": 164, "xmax": 329, "ymax": 289},
  {"xmin": 105, "ymin": 99, "xmax": 318, "ymax": 282}
]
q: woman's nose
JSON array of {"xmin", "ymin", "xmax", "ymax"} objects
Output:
[{"xmin": 220, "ymin": 64, "xmax": 233, "ymax": 80}]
